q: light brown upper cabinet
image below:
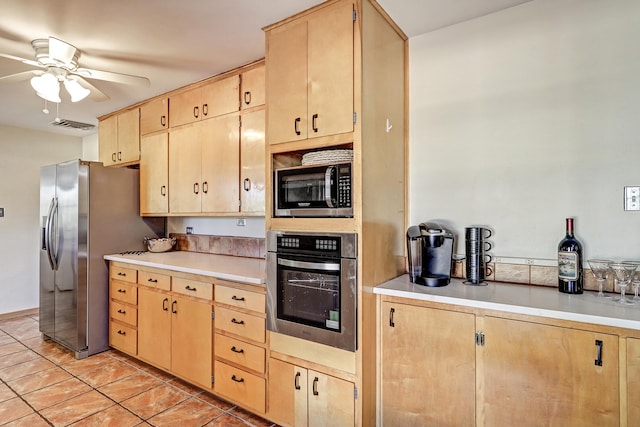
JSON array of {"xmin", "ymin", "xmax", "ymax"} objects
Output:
[
  {"xmin": 240, "ymin": 109, "xmax": 265, "ymax": 214},
  {"xmin": 169, "ymin": 115, "xmax": 240, "ymax": 214},
  {"xmin": 139, "ymin": 132, "xmax": 168, "ymax": 215},
  {"xmin": 169, "ymin": 75, "xmax": 240, "ymax": 128},
  {"xmin": 266, "ymin": 0, "xmax": 354, "ymax": 144},
  {"xmin": 241, "ymin": 65, "xmax": 265, "ymax": 109},
  {"xmin": 140, "ymin": 97, "xmax": 169, "ymax": 135},
  {"xmin": 98, "ymin": 108, "xmax": 140, "ymax": 166}
]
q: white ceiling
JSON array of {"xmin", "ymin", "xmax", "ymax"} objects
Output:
[{"xmin": 0, "ymin": 0, "xmax": 531, "ymax": 137}]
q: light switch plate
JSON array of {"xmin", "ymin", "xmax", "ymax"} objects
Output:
[
  {"xmin": 0, "ymin": 207, "xmax": 4, "ymax": 217},
  {"xmin": 624, "ymin": 186, "xmax": 640, "ymax": 211}
]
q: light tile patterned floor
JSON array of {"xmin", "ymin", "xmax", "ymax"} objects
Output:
[{"xmin": 0, "ymin": 314, "xmax": 277, "ymax": 427}]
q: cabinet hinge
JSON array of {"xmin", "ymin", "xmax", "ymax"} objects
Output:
[
  {"xmin": 354, "ymin": 386, "xmax": 358, "ymax": 399},
  {"xmin": 211, "ymin": 375, "xmax": 215, "ymax": 383},
  {"xmin": 211, "ymin": 310, "xmax": 215, "ymax": 319},
  {"xmin": 353, "ymin": 112, "xmax": 357, "ymax": 124},
  {"xmin": 353, "ymin": 8, "xmax": 357, "ymax": 22},
  {"xmin": 475, "ymin": 331, "xmax": 485, "ymax": 346}
]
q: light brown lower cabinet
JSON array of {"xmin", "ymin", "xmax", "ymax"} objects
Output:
[
  {"xmin": 381, "ymin": 297, "xmax": 622, "ymax": 427},
  {"xmin": 627, "ymin": 338, "xmax": 640, "ymax": 423},
  {"xmin": 267, "ymin": 357, "xmax": 355, "ymax": 427}
]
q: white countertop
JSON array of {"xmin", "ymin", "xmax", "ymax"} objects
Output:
[
  {"xmin": 375, "ymin": 275, "xmax": 640, "ymax": 331},
  {"xmin": 104, "ymin": 251, "xmax": 266, "ymax": 285}
]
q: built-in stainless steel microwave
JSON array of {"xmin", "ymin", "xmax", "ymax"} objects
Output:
[{"xmin": 274, "ymin": 162, "xmax": 353, "ymax": 218}]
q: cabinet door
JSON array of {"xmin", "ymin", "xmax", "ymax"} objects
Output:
[
  {"xmin": 381, "ymin": 301, "xmax": 476, "ymax": 427},
  {"xmin": 241, "ymin": 66, "xmax": 265, "ymax": 109},
  {"xmin": 483, "ymin": 317, "xmax": 619, "ymax": 427},
  {"xmin": 308, "ymin": 371, "xmax": 354, "ymax": 427},
  {"xmin": 140, "ymin": 97, "xmax": 168, "ymax": 135},
  {"xmin": 267, "ymin": 358, "xmax": 307, "ymax": 427},
  {"xmin": 98, "ymin": 115, "xmax": 118, "ymax": 166},
  {"xmin": 137, "ymin": 287, "xmax": 171, "ymax": 370},
  {"xmin": 140, "ymin": 132, "xmax": 168, "ymax": 215},
  {"xmin": 170, "ymin": 87, "xmax": 202, "ymax": 127},
  {"xmin": 266, "ymin": 20, "xmax": 308, "ymax": 144},
  {"xmin": 117, "ymin": 108, "xmax": 140, "ymax": 164},
  {"xmin": 171, "ymin": 295, "xmax": 212, "ymax": 388},
  {"xmin": 200, "ymin": 115, "xmax": 240, "ymax": 213},
  {"xmin": 240, "ymin": 109, "xmax": 265, "ymax": 214},
  {"xmin": 307, "ymin": 0, "xmax": 354, "ymax": 139},
  {"xmin": 628, "ymin": 338, "xmax": 640, "ymax": 422},
  {"xmin": 169, "ymin": 125, "xmax": 202, "ymax": 213},
  {"xmin": 201, "ymin": 75, "xmax": 240, "ymax": 119}
]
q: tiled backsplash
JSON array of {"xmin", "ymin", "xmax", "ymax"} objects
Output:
[
  {"xmin": 169, "ymin": 233, "xmax": 265, "ymax": 259},
  {"xmin": 452, "ymin": 257, "xmax": 613, "ymax": 293}
]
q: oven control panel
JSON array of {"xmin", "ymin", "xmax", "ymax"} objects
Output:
[{"xmin": 276, "ymin": 234, "xmax": 341, "ymax": 257}]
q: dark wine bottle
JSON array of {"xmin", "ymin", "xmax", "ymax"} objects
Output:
[{"xmin": 558, "ymin": 217, "xmax": 583, "ymax": 294}]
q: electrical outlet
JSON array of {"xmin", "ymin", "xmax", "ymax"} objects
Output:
[
  {"xmin": 186, "ymin": 226, "xmax": 194, "ymax": 234},
  {"xmin": 624, "ymin": 186, "xmax": 640, "ymax": 211},
  {"xmin": 236, "ymin": 218, "xmax": 246, "ymax": 227},
  {"xmin": 0, "ymin": 207, "xmax": 4, "ymax": 217}
]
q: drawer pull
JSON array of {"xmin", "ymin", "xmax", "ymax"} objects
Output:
[
  {"xmin": 172, "ymin": 300, "xmax": 178, "ymax": 314},
  {"xmin": 231, "ymin": 295, "xmax": 245, "ymax": 302},
  {"xmin": 162, "ymin": 298, "xmax": 169, "ymax": 311},
  {"xmin": 595, "ymin": 339, "xmax": 603, "ymax": 366},
  {"xmin": 117, "ymin": 309, "xmax": 126, "ymax": 314},
  {"xmin": 185, "ymin": 285, "xmax": 197, "ymax": 292},
  {"xmin": 231, "ymin": 374, "xmax": 244, "ymax": 383},
  {"xmin": 231, "ymin": 346, "xmax": 244, "ymax": 354},
  {"xmin": 147, "ymin": 278, "xmax": 158, "ymax": 283},
  {"xmin": 117, "ymin": 330, "xmax": 126, "ymax": 336},
  {"xmin": 117, "ymin": 272, "xmax": 127, "ymax": 277},
  {"xmin": 117, "ymin": 289, "xmax": 126, "ymax": 293},
  {"xmin": 231, "ymin": 318, "xmax": 245, "ymax": 325}
]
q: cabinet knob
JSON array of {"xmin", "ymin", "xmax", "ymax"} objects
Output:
[{"xmin": 202, "ymin": 182, "xmax": 208, "ymax": 194}]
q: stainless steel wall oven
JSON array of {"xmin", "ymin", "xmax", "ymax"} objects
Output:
[{"xmin": 267, "ymin": 231, "xmax": 357, "ymax": 352}]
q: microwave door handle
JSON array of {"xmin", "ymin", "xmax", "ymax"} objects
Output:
[
  {"xmin": 278, "ymin": 257, "xmax": 340, "ymax": 272},
  {"xmin": 325, "ymin": 166, "xmax": 335, "ymax": 208}
]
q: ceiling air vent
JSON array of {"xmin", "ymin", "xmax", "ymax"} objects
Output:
[{"xmin": 50, "ymin": 119, "xmax": 95, "ymax": 131}]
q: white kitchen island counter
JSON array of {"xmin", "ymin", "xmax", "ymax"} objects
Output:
[
  {"xmin": 375, "ymin": 275, "xmax": 640, "ymax": 331},
  {"xmin": 104, "ymin": 251, "xmax": 265, "ymax": 285}
]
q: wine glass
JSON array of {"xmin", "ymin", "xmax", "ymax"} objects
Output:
[
  {"xmin": 623, "ymin": 261, "xmax": 640, "ymax": 302},
  {"xmin": 587, "ymin": 259, "xmax": 613, "ymax": 298},
  {"xmin": 610, "ymin": 262, "xmax": 638, "ymax": 305}
]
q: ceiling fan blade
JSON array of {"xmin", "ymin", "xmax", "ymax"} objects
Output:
[
  {"xmin": 74, "ymin": 67, "xmax": 150, "ymax": 86},
  {"xmin": 68, "ymin": 75, "xmax": 110, "ymax": 102},
  {"xmin": 0, "ymin": 52, "xmax": 41, "ymax": 68},
  {"xmin": 0, "ymin": 70, "xmax": 42, "ymax": 84},
  {"xmin": 48, "ymin": 36, "xmax": 78, "ymax": 65}
]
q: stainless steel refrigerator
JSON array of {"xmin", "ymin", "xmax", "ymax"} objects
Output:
[{"xmin": 40, "ymin": 159, "xmax": 164, "ymax": 359}]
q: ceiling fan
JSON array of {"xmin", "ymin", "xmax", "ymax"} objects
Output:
[{"xmin": 0, "ymin": 36, "xmax": 150, "ymax": 103}]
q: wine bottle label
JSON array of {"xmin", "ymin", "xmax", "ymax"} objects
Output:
[{"xmin": 558, "ymin": 251, "xmax": 579, "ymax": 280}]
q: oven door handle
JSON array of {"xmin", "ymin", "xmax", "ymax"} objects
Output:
[{"xmin": 277, "ymin": 257, "xmax": 340, "ymax": 272}]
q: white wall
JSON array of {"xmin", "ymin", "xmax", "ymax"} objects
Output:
[
  {"xmin": 0, "ymin": 125, "xmax": 83, "ymax": 314},
  {"xmin": 409, "ymin": 0, "xmax": 640, "ymax": 261},
  {"xmin": 167, "ymin": 217, "xmax": 265, "ymax": 238}
]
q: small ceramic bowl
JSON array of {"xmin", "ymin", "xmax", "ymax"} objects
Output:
[{"xmin": 144, "ymin": 237, "xmax": 176, "ymax": 253}]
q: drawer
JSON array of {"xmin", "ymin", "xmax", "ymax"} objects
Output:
[
  {"xmin": 110, "ymin": 266, "xmax": 137, "ymax": 284},
  {"xmin": 215, "ymin": 333, "xmax": 266, "ymax": 373},
  {"xmin": 215, "ymin": 285, "xmax": 265, "ymax": 314},
  {"xmin": 214, "ymin": 360, "xmax": 265, "ymax": 413},
  {"xmin": 173, "ymin": 277, "xmax": 213, "ymax": 300},
  {"xmin": 138, "ymin": 270, "xmax": 171, "ymax": 291},
  {"xmin": 215, "ymin": 306, "xmax": 265, "ymax": 343},
  {"xmin": 110, "ymin": 282, "xmax": 137, "ymax": 305},
  {"xmin": 110, "ymin": 300, "xmax": 137, "ymax": 326},
  {"xmin": 110, "ymin": 322, "xmax": 136, "ymax": 355}
]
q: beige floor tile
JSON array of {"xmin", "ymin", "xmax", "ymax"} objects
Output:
[
  {"xmin": 0, "ymin": 348, "xmax": 40, "ymax": 368},
  {"xmin": 3, "ymin": 412, "xmax": 51, "ymax": 427},
  {"xmin": 197, "ymin": 391, "xmax": 236, "ymax": 411},
  {"xmin": 229, "ymin": 406, "xmax": 276, "ymax": 427},
  {"xmin": 6, "ymin": 366, "xmax": 73, "ymax": 395},
  {"xmin": 167, "ymin": 377, "xmax": 205, "ymax": 396},
  {"xmin": 77, "ymin": 359, "xmax": 139, "ymax": 388},
  {"xmin": 0, "ymin": 382, "xmax": 16, "ymax": 403},
  {"xmin": 203, "ymin": 413, "xmax": 251, "ymax": 426},
  {"xmin": 0, "ymin": 396, "xmax": 34, "ymax": 424},
  {"xmin": 98, "ymin": 371, "xmax": 162, "ymax": 402},
  {"xmin": 0, "ymin": 355, "xmax": 55, "ymax": 381},
  {"xmin": 61, "ymin": 352, "xmax": 114, "ymax": 376},
  {"xmin": 0, "ymin": 333, "xmax": 16, "ymax": 346},
  {"xmin": 23, "ymin": 377, "xmax": 92, "ymax": 410},
  {"xmin": 0, "ymin": 342, "xmax": 26, "ymax": 357},
  {"xmin": 68, "ymin": 404, "xmax": 143, "ymax": 427},
  {"xmin": 121, "ymin": 383, "xmax": 188, "ymax": 420},
  {"xmin": 147, "ymin": 397, "xmax": 223, "ymax": 426},
  {"xmin": 39, "ymin": 390, "xmax": 114, "ymax": 427}
]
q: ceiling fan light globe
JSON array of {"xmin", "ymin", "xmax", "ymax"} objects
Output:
[
  {"xmin": 30, "ymin": 73, "xmax": 61, "ymax": 103},
  {"xmin": 63, "ymin": 79, "xmax": 90, "ymax": 102}
]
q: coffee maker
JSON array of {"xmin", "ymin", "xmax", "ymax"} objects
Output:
[{"xmin": 407, "ymin": 222, "xmax": 455, "ymax": 287}]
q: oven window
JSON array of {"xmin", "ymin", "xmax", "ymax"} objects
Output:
[{"xmin": 277, "ymin": 257, "xmax": 341, "ymax": 332}]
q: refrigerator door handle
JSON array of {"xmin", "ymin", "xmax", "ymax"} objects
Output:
[{"xmin": 46, "ymin": 197, "xmax": 59, "ymax": 271}]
